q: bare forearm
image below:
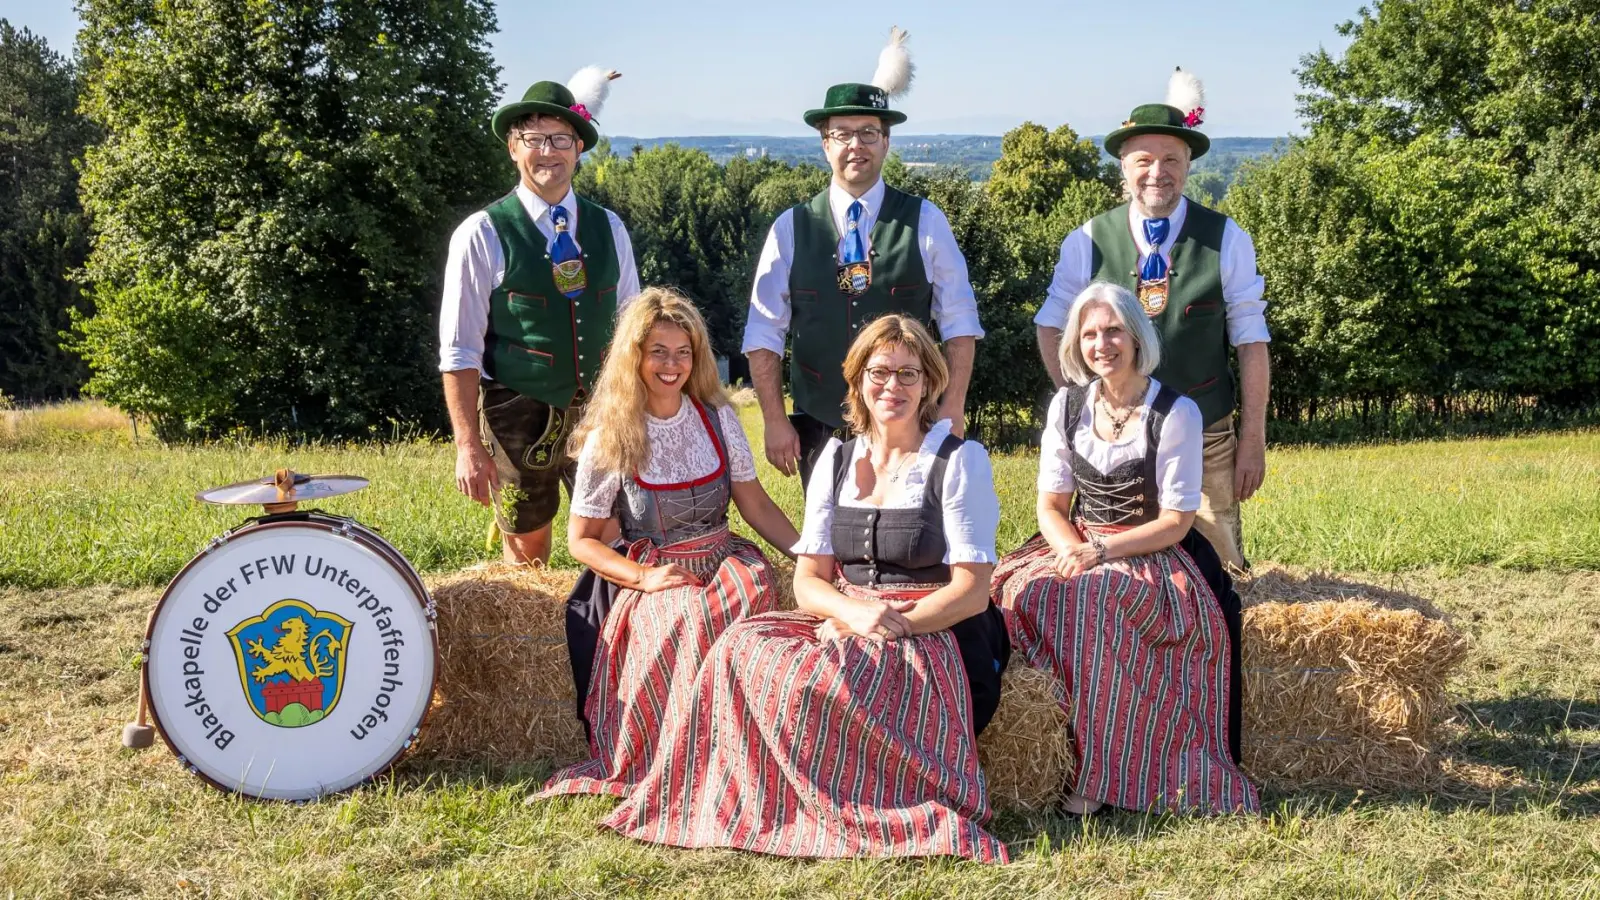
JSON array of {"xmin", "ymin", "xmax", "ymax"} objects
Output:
[
  {"xmin": 1103, "ymin": 511, "xmax": 1193, "ymax": 560},
  {"xmin": 442, "ymin": 370, "xmax": 482, "ymax": 447},
  {"xmin": 940, "ymin": 336, "xmax": 975, "ymax": 413},
  {"xmin": 1038, "ymin": 493, "xmax": 1083, "ymax": 556},
  {"xmin": 731, "ymin": 481, "xmax": 799, "ymax": 559},
  {"xmin": 747, "ymin": 349, "xmax": 788, "ymax": 424},
  {"xmin": 569, "ymin": 527, "xmax": 643, "ymax": 588},
  {"xmin": 794, "ymin": 566, "xmax": 855, "ymax": 620},
  {"xmin": 1036, "ymin": 326, "xmax": 1067, "ymax": 389},
  {"xmin": 901, "ymin": 566, "xmax": 991, "ymax": 634},
  {"xmin": 1236, "ymin": 342, "xmax": 1270, "ymax": 440}
]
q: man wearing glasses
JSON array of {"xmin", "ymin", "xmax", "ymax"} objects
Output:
[
  {"xmin": 742, "ymin": 28, "xmax": 984, "ymax": 487},
  {"xmin": 439, "ymin": 71, "xmax": 640, "ymax": 564}
]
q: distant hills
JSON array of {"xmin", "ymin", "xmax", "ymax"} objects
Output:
[{"xmin": 607, "ymin": 135, "xmax": 1287, "ymax": 183}]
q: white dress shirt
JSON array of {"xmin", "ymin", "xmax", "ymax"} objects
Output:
[
  {"xmin": 1033, "ymin": 197, "xmax": 1271, "ymax": 347},
  {"xmin": 792, "ymin": 419, "xmax": 1000, "ymax": 565},
  {"xmin": 438, "ymin": 183, "xmax": 642, "ymax": 374},
  {"xmin": 741, "ymin": 179, "xmax": 985, "ymax": 355},
  {"xmin": 1037, "ymin": 380, "xmax": 1204, "ymax": 512}
]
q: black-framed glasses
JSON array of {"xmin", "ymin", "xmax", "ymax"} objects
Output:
[
  {"xmin": 827, "ymin": 126, "xmax": 885, "ymax": 145},
  {"xmin": 865, "ymin": 366, "xmax": 922, "ymax": 386},
  {"xmin": 511, "ymin": 132, "xmax": 577, "ymax": 151}
]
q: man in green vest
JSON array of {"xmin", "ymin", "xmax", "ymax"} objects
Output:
[
  {"xmin": 439, "ymin": 69, "xmax": 640, "ymax": 564},
  {"xmin": 743, "ymin": 27, "xmax": 984, "ymax": 485},
  {"xmin": 1033, "ymin": 70, "xmax": 1270, "ymax": 570}
]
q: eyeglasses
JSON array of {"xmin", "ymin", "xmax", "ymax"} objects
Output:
[
  {"xmin": 511, "ymin": 132, "xmax": 577, "ymax": 151},
  {"xmin": 864, "ymin": 366, "xmax": 922, "ymax": 386},
  {"xmin": 827, "ymin": 126, "xmax": 885, "ymax": 145}
]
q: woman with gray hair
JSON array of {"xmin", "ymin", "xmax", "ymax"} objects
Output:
[{"xmin": 991, "ymin": 281, "xmax": 1258, "ymax": 817}]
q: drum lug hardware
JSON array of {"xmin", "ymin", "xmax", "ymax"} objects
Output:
[
  {"xmin": 203, "ymin": 534, "xmax": 231, "ymax": 554},
  {"xmin": 333, "ymin": 521, "xmax": 356, "ymax": 540}
]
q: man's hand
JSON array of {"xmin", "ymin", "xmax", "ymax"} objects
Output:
[
  {"xmin": 764, "ymin": 415, "xmax": 801, "ymax": 477},
  {"xmin": 454, "ymin": 442, "xmax": 498, "ymax": 506},
  {"xmin": 1235, "ymin": 431, "xmax": 1267, "ymax": 501}
]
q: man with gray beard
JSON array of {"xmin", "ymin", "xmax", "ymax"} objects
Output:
[{"xmin": 1032, "ymin": 69, "xmax": 1270, "ymax": 573}]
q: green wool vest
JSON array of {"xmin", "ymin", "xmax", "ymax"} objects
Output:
[
  {"xmin": 482, "ymin": 191, "xmax": 621, "ymax": 408},
  {"xmin": 1089, "ymin": 201, "xmax": 1234, "ymax": 425},
  {"xmin": 788, "ymin": 186, "xmax": 933, "ymax": 428}
]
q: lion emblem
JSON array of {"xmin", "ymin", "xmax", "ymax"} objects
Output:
[{"xmin": 246, "ymin": 615, "xmax": 342, "ymax": 683}]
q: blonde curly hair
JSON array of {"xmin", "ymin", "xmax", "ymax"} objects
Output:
[{"xmin": 568, "ymin": 287, "xmax": 728, "ymax": 475}]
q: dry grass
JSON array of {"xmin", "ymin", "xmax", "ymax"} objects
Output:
[
  {"xmin": 0, "ymin": 399, "xmax": 139, "ymax": 448},
  {"xmin": 977, "ymin": 667, "xmax": 1075, "ymax": 810},
  {"xmin": 3, "ymin": 563, "xmax": 1599, "ymax": 897}
]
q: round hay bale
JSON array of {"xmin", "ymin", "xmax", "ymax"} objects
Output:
[
  {"xmin": 978, "ymin": 665, "xmax": 1075, "ymax": 810},
  {"xmin": 419, "ymin": 563, "xmax": 589, "ymax": 765}
]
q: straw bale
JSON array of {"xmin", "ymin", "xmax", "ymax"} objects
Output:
[
  {"xmin": 978, "ymin": 666, "xmax": 1075, "ymax": 810},
  {"xmin": 419, "ymin": 563, "xmax": 589, "ymax": 764},
  {"xmin": 1238, "ymin": 566, "xmax": 1469, "ymax": 791}
]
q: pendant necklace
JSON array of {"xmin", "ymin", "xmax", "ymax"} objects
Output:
[{"xmin": 1098, "ymin": 379, "xmax": 1147, "ymax": 441}]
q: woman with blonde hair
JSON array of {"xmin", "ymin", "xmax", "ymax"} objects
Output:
[
  {"xmin": 991, "ymin": 281, "xmax": 1257, "ymax": 817},
  {"xmin": 602, "ymin": 314, "xmax": 1012, "ymax": 863},
  {"xmin": 536, "ymin": 287, "xmax": 798, "ymax": 800}
]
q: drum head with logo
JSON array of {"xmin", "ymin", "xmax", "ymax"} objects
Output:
[{"xmin": 144, "ymin": 515, "xmax": 436, "ymax": 800}]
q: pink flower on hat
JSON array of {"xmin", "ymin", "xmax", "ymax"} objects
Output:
[
  {"xmin": 569, "ymin": 103, "xmax": 593, "ymax": 122},
  {"xmin": 1184, "ymin": 107, "xmax": 1205, "ymax": 127}
]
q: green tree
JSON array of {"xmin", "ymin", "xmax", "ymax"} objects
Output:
[
  {"xmin": 71, "ymin": 0, "xmax": 505, "ymax": 438},
  {"xmin": 0, "ymin": 22, "xmax": 96, "ymax": 402}
]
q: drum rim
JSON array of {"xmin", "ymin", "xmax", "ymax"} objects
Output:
[{"xmin": 142, "ymin": 512, "xmax": 439, "ymax": 801}]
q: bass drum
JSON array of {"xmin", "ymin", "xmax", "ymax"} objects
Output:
[{"xmin": 143, "ymin": 512, "xmax": 436, "ymax": 800}]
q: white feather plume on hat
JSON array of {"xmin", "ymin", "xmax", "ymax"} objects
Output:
[
  {"xmin": 870, "ymin": 26, "xmax": 915, "ymax": 98},
  {"xmin": 566, "ymin": 66, "xmax": 621, "ymax": 116},
  {"xmin": 1166, "ymin": 67, "xmax": 1205, "ymax": 119}
]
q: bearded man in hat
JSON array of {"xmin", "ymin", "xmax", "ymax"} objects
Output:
[
  {"xmin": 742, "ymin": 27, "xmax": 985, "ymax": 485},
  {"xmin": 439, "ymin": 68, "xmax": 641, "ymax": 564},
  {"xmin": 1033, "ymin": 70, "xmax": 1269, "ymax": 571}
]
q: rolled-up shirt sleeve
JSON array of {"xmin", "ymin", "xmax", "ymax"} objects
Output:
[
  {"xmin": 1037, "ymin": 389, "xmax": 1076, "ymax": 495},
  {"xmin": 919, "ymin": 201, "xmax": 984, "ymax": 341},
  {"xmin": 740, "ymin": 212, "xmax": 794, "ymax": 356},
  {"xmin": 1156, "ymin": 396, "xmax": 1204, "ymax": 512},
  {"xmin": 609, "ymin": 210, "xmax": 642, "ymax": 308},
  {"xmin": 1221, "ymin": 219, "xmax": 1270, "ymax": 346},
  {"xmin": 942, "ymin": 441, "xmax": 1001, "ymax": 565},
  {"xmin": 438, "ymin": 212, "xmax": 502, "ymax": 374},
  {"xmin": 1033, "ymin": 227, "xmax": 1093, "ymax": 329},
  {"xmin": 791, "ymin": 437, "xmax": 843, "ymax": 556}
]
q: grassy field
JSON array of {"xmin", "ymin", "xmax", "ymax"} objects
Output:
[
  {"xmin": 3, "ymin": 405, "xmax": 1598, "ymax": 587},
  {"xmin": 3, "ymin": 404, "xmax": 1599, "ymax": 896}
]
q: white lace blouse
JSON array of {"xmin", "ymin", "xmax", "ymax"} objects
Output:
[
  {"xmin": 570, "ymin": 400, "xmax": 758, "ymax": 520},
  {"xmin": 1038, "ymin": 379, "xmax": 1203, "ymax": 512},
  {"xmin": 792, "ymin": 419, "xmax": 1000, "ymax": 565}
]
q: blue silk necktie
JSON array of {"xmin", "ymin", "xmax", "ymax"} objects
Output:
[
  {"xmin": 841, "ymin": 200, "xmax": 867, "ymax": 264},
  {"xmin": 550, "ymin": 205, "xmax": 583, "ymax": 299},
  {"xmin": 1140, "ymin": 217, "xmax": 1171, "ymax": 282}
]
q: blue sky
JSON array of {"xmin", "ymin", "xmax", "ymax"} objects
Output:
[{"xmin": 8, "ymin": 0, "xmax": 1352, "ymax": 136}]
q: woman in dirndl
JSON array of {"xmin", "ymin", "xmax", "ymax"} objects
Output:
[
  {"xmin": 537, "ymin": 287, "xmax": 798, "ymax": 799},
  {"xmin": 602, "ymin": 314, "xmax": 1012, "ymax": 863},
  {"xmin": 992, "ymin": 281, "xmax": 1258, "ymax": 816}
]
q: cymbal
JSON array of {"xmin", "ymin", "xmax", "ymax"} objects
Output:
[{"xmin": 196, "ymin": 471, "xmax": 369, "ymax": 507}]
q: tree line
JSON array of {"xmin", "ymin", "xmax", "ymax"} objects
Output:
[{"xmin": 2, "ymin": 0, "xmax": 1596, "ymax": 443}]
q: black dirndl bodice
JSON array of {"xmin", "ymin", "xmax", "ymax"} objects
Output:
[{"xmin": 826, "ymin": 432, "xmax": 1010, "ymax": 734}]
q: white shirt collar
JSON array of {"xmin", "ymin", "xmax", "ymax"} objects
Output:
[
  {"xmin": 829, "ymin": 178, "xmax": 886, "ymax": 223},
  {"xmin": 1126, "ymin": 196, "xmax": 1188, "ymax": 253},
  {"xmin": 516, "ymin": 182, "xmax": 579, "ymax": 229}
]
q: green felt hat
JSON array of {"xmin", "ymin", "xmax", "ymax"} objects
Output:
[
  {"xmin": 491, "ymin": 77, "xmax": 603, "ymax": 149},
  {"xmin": 804, "ymin": 83, "xmax": 908, "ymax": 128},
  {"xmin": 1103, "ymin": 103, "xmax": 1210, "ymax": 159}
]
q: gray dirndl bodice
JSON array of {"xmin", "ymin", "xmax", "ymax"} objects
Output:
[
  {"xmin": 1062, "ymin": 381, "xmax": 1181, "ymax": 527},
  {"xmin": 612, "ymin": 399, "xmax": 734, "ymax": 546}
]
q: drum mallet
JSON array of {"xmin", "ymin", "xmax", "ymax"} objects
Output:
[{"xmin": 121, "ymin": 607, "xmax": 159, "ymax": 749}]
